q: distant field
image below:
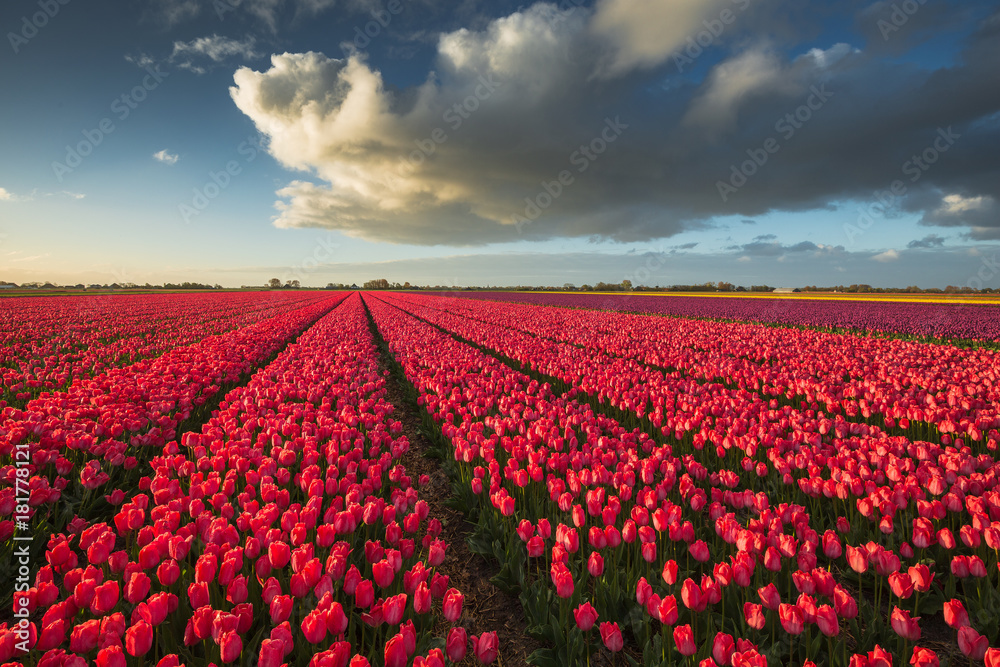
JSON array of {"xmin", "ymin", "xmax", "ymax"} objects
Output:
[
  {"xmin": 444, "ymin": 290, "xmax": 1000, "ymax": 343},
  {"xmin": 534, "ymin": 290, "xmax": 1000, "ymax": 305}
]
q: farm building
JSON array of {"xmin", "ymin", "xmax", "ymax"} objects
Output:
[{"xmin": 772, "ymin": 287, "xmax": 801, "ymax": 293}]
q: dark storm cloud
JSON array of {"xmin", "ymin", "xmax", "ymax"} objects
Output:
[{"xmin": 228, "ymin": 1, "xmax": 1000, "ymax": 246}]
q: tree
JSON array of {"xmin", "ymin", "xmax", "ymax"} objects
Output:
[
  {"xmin": 716, "ymin": 281, "xmax": 734, "ymax": 292},
  {"xmin": 620, "ymin": 279, "xmax": 633, "ymax": 291},
  {"xmin": 363, "ymin": 278, "xmax": 390, "ymax": 289},
  {"xmin": 268, "ymin": 278, "xmax": 281, "ymax": 289}
]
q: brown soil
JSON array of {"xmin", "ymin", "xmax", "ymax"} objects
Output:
[{"xmin": 379, "ymin": 359, "xmax": 546, "ymax": 667}]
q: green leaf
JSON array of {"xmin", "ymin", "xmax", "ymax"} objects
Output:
[{"xmin": 526, "ymin": 648, "xmax": 561, "ymax": 667}]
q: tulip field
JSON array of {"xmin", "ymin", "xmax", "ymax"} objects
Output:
[{"xmin": 4, "ymin": 291, "xmax": 1000, "ymax": 667}]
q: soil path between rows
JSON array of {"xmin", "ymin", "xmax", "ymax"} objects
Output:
[{"xmin": 371, "ymin": 316, "xmax": 545, "ymax": 666}]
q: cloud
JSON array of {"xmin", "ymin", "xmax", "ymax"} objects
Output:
[
  {"xmin": 230, "ymin": 2, "xmax": 1000, "ymax": 246},
  {"xmin": 872, "ymin": 248, "xmax": 900, "ymax": 262},
  {"xmin": 0, "ymin": 188, "xmax": 12, "ymax": 201},
  {"xmin": 589, "ymin": 0, "xmax": 738, "ymax": 76},
  {"xmin": 144, "ymin": 0, "xmax": 200, "ymax": 26},
  {"xmin": 907, "ymin": 234, "xmax": 945, "ymax": 249},
  {"xmin": 153, "ymin": 150, "xmax": 180, "ymax": 165},
  {"xmin": 171, "ymin": 35, "xmax": 261, "ymax": 74}
]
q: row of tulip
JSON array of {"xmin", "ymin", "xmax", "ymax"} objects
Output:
[
  {"xmin": 1, "ymin": 292, "xmax": 329, "ymax": 409},
  {"xmin": 377, "ymin": 294, "xmax": 1000, "ymax": 540},
  {"xmin": 387, "ymin": 293, "xmax": 999, "ymax": 449},
  {"xmin": 3, "ymin": 292, "xmax": 492, "ymax": 666},
  {"xmin": 448, "ymin": 292, "xmax": 1000, "ymax": 344},
  {"xmin": 367, "ymin": 293, "xmax": 1000, "ymax": 665},
  {"xmin": 0, "ymin": 293, "xmax": 347, "ymax": 560}
]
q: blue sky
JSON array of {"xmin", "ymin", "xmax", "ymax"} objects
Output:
[{"xmin": 1, "ymin": 0, "xmax": 998, "ymax": 288}]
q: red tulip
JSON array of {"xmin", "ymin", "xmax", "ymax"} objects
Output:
[
  {"xmin": 259, "ymin": 638, "xmax": 285, "ymax": 667},
  {"xmin": 269, "ymin": 541, "xmax": 290, "ymax": 568},
  {"xmin": 890, "ymin": 606, "xmax": 920, "ymax": 641},
  {"xmin": 574, "ymin": 602, "xmax": 599, "ymax": 631},
  {"xmin": 301, "ymin": 610, "xmax": 327, "ymax": 644},
  {"xmin": 846, "ymin": 545, "xmax": 868, "ymax": 573},
  {"xmin": 355, "ymin": 579, "xmax": 375, "ymax": 608},
  {"xmin": 96, "ymin": 645, "xmax": 127, "ymax": 667},
  {"xmin": 659, "ymin": 595, "xmax": 678, "ymax": 625},
  {"xmin": 219, "ymin": 630, "xmax": 242, "ymax": 664},
  {"xmin": 673, "ymin": 624, "xmax": 696, "ymax": 656},
  {"xmin": 815, "ymin": 605, "xmax": 839, "ymax": 637},
  {"xmin": 636, "ymin": 577, "xmax": 653, "ymax": 606},
  {"xmin": 712, "ymin": 632, "xmax": 735, "ymax": 666},
  {"xmin": 443, "ymin": 588, "xmax": 464, "ymax": 622},
  {"xmin": 833, "ymin": 586, "xmax": 858, "ymax": 620},
  {"xmin": 70, "ymin": 619, "xmax": 101, "ymax": 654},
  {"xmin": 682, "ymin": 578, "xmax": 705, "ymax": 612},
  {"xmin": 472, "ymin": 632, "xmax": 499, "ymax": 664},
  {"xmin": 601, "ymin": 622, "xmax": 623, "ymax": 652},
  {"xmin": 958, "ymin": 626, "xmax": 989, "ymax": 659},
  {"xmin": 888, "ymin": 572, "xmax": 914, "ymax": 599},
  {"xmin": 943, "ymin": 599, "xmax": 969, "ymax": 628},
  {"xmin": 446, "ymin": 627, "xmax": 467, "ymax": 662},
  {"xmin": 985, "ymin": 648, "xmax": 1000, "ymax": 667},
  {"xmin": 744, "ymin": 602, "xmax": 765, "ymax": 630},
  {"xmin": 758, "ymin": 583, "xmax": 780, "ymax": 611},
  {"xmin": 91, "ymin": 580, "xmax": 120, "ymax": 615},
  {"xmin": 910, "ymin": 647, "xmax": 939, "ymax": 667},
  {"xmin": 383, "ymin": 593, "xmax": 407, "ymax": 626},
  {"xmin": 778, "ymin": 603, "xmax": 804, "ymax": 635},
  {"xmin": 662, "ymin": 559, "xmax": 678, "ymax": 585},
  {"xmin": 125, "ymin": 620, "xmax": 152, "ymax": 657},
  {"xmin": 588, "ymin": 551, "xmax": 604, "ymax": 577},
  {"xmin": 551, "ymin": 562, "xmax": 574, "ymax": 599},
  {"xmin": 689, "ymin": 540, "xmax": 710, "ymax": 562},
  {"xmin": 385, "ymin": 633, "xmax": 408, "ymax": 667}
]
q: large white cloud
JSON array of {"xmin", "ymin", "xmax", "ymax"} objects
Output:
[{"xmin": 229, "ymin": 2, "xmax": 1000, "ymax": 245}]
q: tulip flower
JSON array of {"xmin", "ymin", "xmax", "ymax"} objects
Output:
[
  {"xmin": 712, "ymin": 632, "xmax": 735, "ymax": 666},
  {"xmin": 446, "ymin": 627, "xmax": 467, "ymax": 662},
  {"xmin": 471, "ymin": 632, "xmax": 499, "ymax": 664},
  {"xmin": 682, "ymin": 578, "xmax": 705, "ymax": 611},
  {"xmin": 673, "ymin": 624, "xmax": 696, "ymax": 656},
  {"xmin": 943, "ymin": 599, "xmax": 969, "ymax": 629},
  {"xmin": 600, "ymin": 622, "xmax": 623, "ymax": 652},
  {"xmin": 910, "ymin": 647, "xmax": 939, "ymax": 667},
  {"xmin": 744, "ymin": 602, "xmax": 766, "ymax": 630},
  {"xmin": 888, "ymin": 572, "xmax": 914, "ymax": 599},
  {"xmin": 574, "ymin": 602, "xmax": 599, "ymax": 631},
  {"xmin": 443, "ymin": 588, "xmax": 464, "ymax": 622},
  {"xmin": 125, "ymin": 621, "xmax": 152, "ymax": 657},
  {"xmin": 957, "ymin": 627, "xmax": 988, "ymax": 660},
  {"xmin": 890, "ymin": 607, "xmax": 920, "ymax": 641},
  {"xmin": 95, "ymin": 646, "xmax": 127, "ymax": 667},
  {"xmin": 385, "ymin": 633, "xmax": 408, "ymax": 667},
  {"xmin": 551, "ymin": 562, "xmax": 574, "ymax": 599},
  {"xmin": 758, "ymin": 583, "xmax": 780, "ymax": 611},
  {"xmin": 815, "ymin": 605, "xmax": 839, "ymax": 637},
  {"xmin": 778, "ymin": 603, "xmax": 804, "ymax": 635}
]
